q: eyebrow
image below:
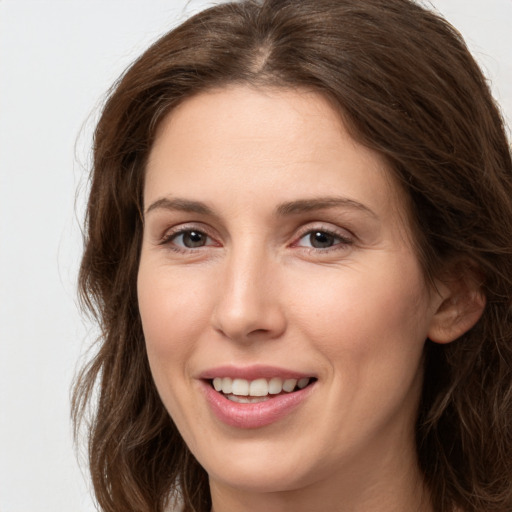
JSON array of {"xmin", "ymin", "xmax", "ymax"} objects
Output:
[
  {"xmin": 145, "ymin": 196, "xmax": 376, "ymax": 218},
  {"xmin": 276, "ymin": 197, "xmax": 377, "ymax": 218},
  {"xmin": 146, "ymin": 197, "xmax": 214, "ymax": 216}
]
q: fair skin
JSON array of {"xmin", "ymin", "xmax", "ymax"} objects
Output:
[{"xmin": 137, "ymin": 86, "xmax": 480, "ymax": 512}]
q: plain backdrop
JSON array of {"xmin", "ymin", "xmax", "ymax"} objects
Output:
[{"xmin": 0, "ymin": 1, "xmax": 511, "ymax": 511}]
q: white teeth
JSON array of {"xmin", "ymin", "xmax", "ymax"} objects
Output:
[
  {"xmin": 231, "ymin": 378, "xmax": 249, "ymax": 396},
  {"xmin": 227, "ymin": 395, "xmax": 271, "ymax": 403},
  {"xmin": 282, "ymin": 378, "xmax": 297, "ymax": 392},
  {"xmin": 268, "ymin": 377, "xmax": 283, "ymax": 394},
  {"xmin": 213, "ymin": 377, "xmax": 222, "ymax": 391},
  {"xmin": 221, "ymin": 377, "xmax": 232, "ymax": 394},
  {"xmin": 297, "ymin": 377, "xmax": 309, "ymax": 389},
  {"xmin": 211, "ymin": 376, "xmax": 312, "ymax": 396},
  {"xmin": 249, "ymin": 378, "xmax": 269, "ymax": 396}
]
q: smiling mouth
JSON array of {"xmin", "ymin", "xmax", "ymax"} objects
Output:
[{"xmin": 210, "ymin": 376, "xmax": 317, "ymax": 403}]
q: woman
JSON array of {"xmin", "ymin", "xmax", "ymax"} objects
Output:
[{"xmin": 72, "ymin": 0, "xmax": 512, "ymax": 511}]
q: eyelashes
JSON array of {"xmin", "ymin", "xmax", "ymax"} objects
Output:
[
  {"xmin": 159, "ymin": 226, "xmax": 218, "ymax": 252},
  {"xmin": 159, "ymin": 224, "xmax": 354, "ymax": 255},
  {"xmin": 293, "ymin": 229, "xmax": 353, "ymax": 250},
  {"xmin": 164, "ymin": 230, "xmax": 215, "ymax": 249}
]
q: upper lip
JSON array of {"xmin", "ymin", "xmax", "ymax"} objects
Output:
[{"xmin": 198, "ymin": 364, "xmax": 316, "ymax": 381}]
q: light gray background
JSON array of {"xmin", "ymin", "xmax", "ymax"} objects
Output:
[{"xmin": 0, "ymin": 1, "xmax": 511, "ymax": 511}]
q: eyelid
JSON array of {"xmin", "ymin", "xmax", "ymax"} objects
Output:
[
  {"xmin": 291, "ymin": 223, "xmax": 354, "ymax": 249},
  {"xmin": 159, "ymin": 223, "xmax": 221, "ymax": 248},
  {"xmin": 155, "ymin": 221, "xmax": 353, "ymax": 252}
]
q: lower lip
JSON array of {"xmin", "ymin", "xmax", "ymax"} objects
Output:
[{"xmin": 200, "ymin": 381, "xmax": 315, "ymax": 429}]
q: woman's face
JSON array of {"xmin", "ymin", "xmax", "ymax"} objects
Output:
[{"xmin": 138, "ymin": 86, "xmax": 443, "ymax": 496}]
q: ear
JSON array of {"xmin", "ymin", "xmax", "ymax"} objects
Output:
[{"xmin": 428, "ymin": 262, "xmax": 486, "ymax": 344}]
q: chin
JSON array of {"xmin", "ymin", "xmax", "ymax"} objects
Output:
[
  {"xmin": 193, "ymin": 436, "xmax": 328, "ymax": 494},
  {"xmin": 208, "ymin": 463, "xmax": 314, "ymax": 494}
]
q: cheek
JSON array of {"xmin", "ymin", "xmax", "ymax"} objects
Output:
[
  {"xmin": 291, "ymin": 259, "xmax": 431, "ymax": 444},
  {"xmin": 290, "ymin": 255, "xmax": 432, "ymax": 381},
  {"xmin": 137, "ymin": 263, "xmax": 211, "ymax": 380}
]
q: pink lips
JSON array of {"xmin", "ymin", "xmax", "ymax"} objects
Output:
[{"xmin": 198, "ymin": 365, "xmax": 316, "ymax": 429}]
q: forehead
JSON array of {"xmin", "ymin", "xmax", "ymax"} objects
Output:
[{"xmin": 145, "ymin": 85, "xmax": 411, "ymax": 234}]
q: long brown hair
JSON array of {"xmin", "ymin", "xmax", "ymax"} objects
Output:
[{"xmin": 72, "ymin": 1, "xmax": 512, "ymax": 511}]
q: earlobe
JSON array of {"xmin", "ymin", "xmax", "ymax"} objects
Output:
[{"xmin": 427, "ymin": 269, "xmax": 486, "ymax": 345}]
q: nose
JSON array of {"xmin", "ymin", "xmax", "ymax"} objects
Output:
[{"xmin": 211, "ymin": 245, "xmax": 287, "ymax": 343}]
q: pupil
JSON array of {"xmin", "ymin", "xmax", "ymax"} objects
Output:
[
  {"xmin": 184, "ymin": 231, "xmax": 205, "ymax": 247},
  {"xmin": 310, "ymin": 231, "xmax": 334, "ymax": 248}
]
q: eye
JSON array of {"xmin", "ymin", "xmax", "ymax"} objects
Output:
[
  {"xmin": 165, "ymin": 229, "xmax": 215, "ymax": 249},
  {"xmin": 295, "ymin": 229, "xmax": 351, "ymax": 249}
]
